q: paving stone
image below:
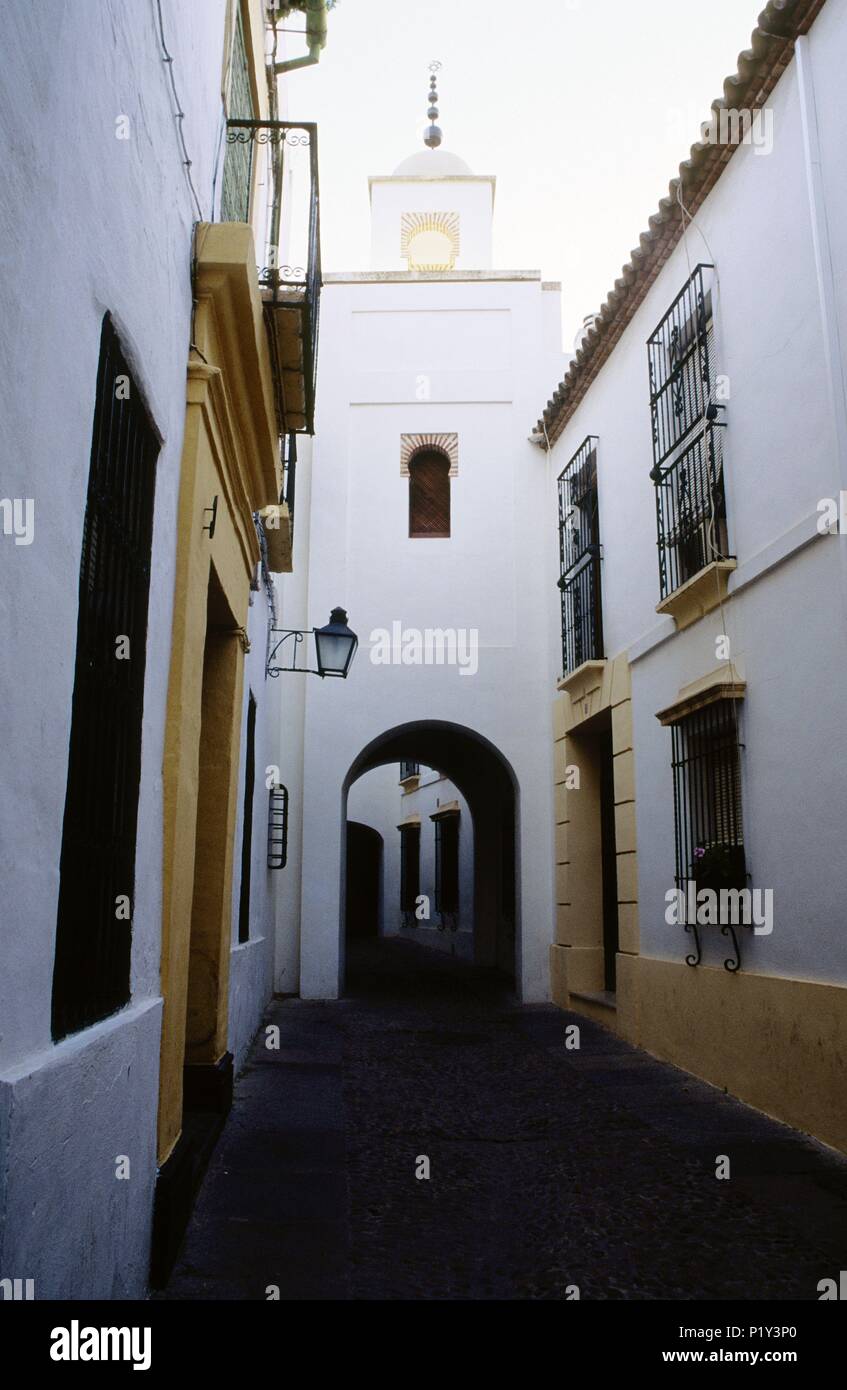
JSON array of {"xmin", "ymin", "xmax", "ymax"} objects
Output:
[{"xmin": 162, "ymin": 937, "xmax": 847, "ymax": 1301}]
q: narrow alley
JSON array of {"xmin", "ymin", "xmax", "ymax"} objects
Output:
[{"xmin": 162, "ymin": 940, "xmax": 847, "ymax": 1301}]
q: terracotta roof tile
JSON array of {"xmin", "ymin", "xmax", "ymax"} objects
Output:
[{"xmin": 536, "ymin": 0, "xmax": 828, "ymax": 445}]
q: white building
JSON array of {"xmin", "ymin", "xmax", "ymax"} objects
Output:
[
  {"xmin": 289, "ymin": 113, "xmax": 567, "ymax": 1002},
  {"xmin": 541, "ymin": 0, "xmax": 847, "ymax": 1154},
  {"xmin": 0, "ymin": 0, "xmax": 324, "ymax": 1298}
]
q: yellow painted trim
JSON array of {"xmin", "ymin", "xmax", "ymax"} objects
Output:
[
  {"xmin": 157, "ymin": 221, "xmax": 281, "ymax": 1164},
  {"xmin": 626, "ymin": 956, "xmax": 847, "ymax": 1155},
  {"xmin": 655, "ymin": 559, "xmax": 737, "ymax": 630},
  {"xmin": 193, "ymin": 221, "xmax": 280, "ymax": 507},
  {"xmin": 430, "ymin": 801, "xmax": 460, "ymax": 820},
  {"xmin": 551, "ymin": 652, "xmax": 640, "ymax": 1005},
  {"xmin": 556, "ymin": 658, "xmax": 606, "ymax": 703},
  {"xmin": 656, "ymin": 665, "xmax": 746, "ymax": 726},
  {"xmin": 557, "ymin": 654, "xmax": 631, "ymax": 733},
  {"xmin": 397, "ymin": 814, "xmax": 421, "ymax": 829},
  {"xmin": 552, "ymin": 949, "xmax": 847, "ymax": 1154}
]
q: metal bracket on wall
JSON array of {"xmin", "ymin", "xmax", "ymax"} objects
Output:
[{"xmin": 203, "ymin": 495, "xmax": 219, "ymax": 538}]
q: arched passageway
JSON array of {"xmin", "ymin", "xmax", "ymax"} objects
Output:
[{"xmin": 342, "ymin": 721, "xmax": 518, "ymax": 993}]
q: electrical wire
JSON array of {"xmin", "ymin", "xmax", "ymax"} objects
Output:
[{"xmin": 154, "ymin": 0, "xmax": 205, "ymax": 222}]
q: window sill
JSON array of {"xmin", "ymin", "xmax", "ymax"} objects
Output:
[
  {"xmin": 656, "ymin": 559, "xmax": 736, "ymax": 631},
  {"xmin": 556, "ymin": 659, "xmax": 607, "ymax": 704}
]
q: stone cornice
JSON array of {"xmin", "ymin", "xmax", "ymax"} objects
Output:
[
  {"xmin": 192, "ymin": 222, "xmax": 280, "ymax": 510},
  {"xmin": 187, "ymin": 359, "xmax": 259, "ymax": 579}
]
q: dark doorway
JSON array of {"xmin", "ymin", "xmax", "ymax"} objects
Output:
[
  {"xmin": 599, "ymin": 727, "xmax": 620, "ymax": 992},
  {"xmin": 345, "ymin": 822, "xmax": 383, "ymax": 941}
]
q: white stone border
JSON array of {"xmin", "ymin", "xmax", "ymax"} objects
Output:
[{"xmin": 400, "ymin": 433, "xmax": 459, "ymax": 477}]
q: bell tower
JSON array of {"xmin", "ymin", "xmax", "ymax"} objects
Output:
[{"xmin": 369, "ymin": 64, "xmax": 495, "ymax": 271}]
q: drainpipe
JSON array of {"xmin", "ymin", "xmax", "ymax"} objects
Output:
[{"xmin": 273, "ymin": 0, "xmax": 329, "ymax": 74}]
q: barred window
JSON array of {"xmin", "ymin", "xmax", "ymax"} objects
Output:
[
  {"xmin": 434, "ymin": 813, "xmax": 459, "ymax": 917},
  {"xmin": 669, "ymin": 697, "xmax": 745, "ymax": 892},
  {"xmin": 400, "ymin": 825, "xmax": 421, "ymax": 915},
  {"xmin": 409, "ymin": 451, "xmax": 450, "ymax": 538},
  {"xmin": 51, "ymin": 315, "xmax": 159, "ymax": 1039},
  {"xmin": 399, "ymin": 760, "xmax": 420, "ymax": 781},
  {"xmin": 267, "ymin": 783, "xmax": 289, "ymax": 870},
  {"xmin": 648, "ymin": 265, "xmax": 730, "ymax": 599},
  {"xmin": 557, "ymin": 436, "xmax": 603, "ymax": 674}
]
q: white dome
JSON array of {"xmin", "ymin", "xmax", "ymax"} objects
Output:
[{"xmin": 391, "ymin": 148, "xmax": 474, "ymax": 177}]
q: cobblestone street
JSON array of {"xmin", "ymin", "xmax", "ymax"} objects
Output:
[{"xmin": 163, "ymin": 939, "xmax": 847, "ymax": 1301}]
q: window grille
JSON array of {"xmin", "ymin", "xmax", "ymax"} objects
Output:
[
  {"xmin": 409, "ymin": 451, "xmax": 450, "ymax": 537},
  {"xmin": 399, "ymin": 824, "xmax": 421, "ymax": 923},
  {"xmin": 267, "ymin": 783, "xmax": 289, "ymax": 870},
  {"xmin": 669, "ymin": 697, "xmax": 746, "ymax": 970},
  {"xmin": 557, "ymin": 436, "xmax": 603, "ymax": 674},
  {"xmin": 51, "ymin": 314, "xmax": 159, "ymax": 1040},
  {"xmin": 400, "ymin": 760, "xmax": 420, "ymax": 781},
  {"xmin": 434, "ymin": 814, "xmax": 459, "ymax": 925},
  {"xmin": 647, "ymin": 265, "xmax": 730, "ymax": 599}
]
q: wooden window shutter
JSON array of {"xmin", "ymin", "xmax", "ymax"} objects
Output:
[{"xmin": 409, "ymin": 450, "xmax": 451, "ymax": 537}]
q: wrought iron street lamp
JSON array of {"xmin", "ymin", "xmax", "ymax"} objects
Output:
[{"xmin": 267, "ymin": 607, "xmax": 358, "ymax": 679}]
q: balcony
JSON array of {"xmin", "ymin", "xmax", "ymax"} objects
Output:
[
  {"xmin": 651, "ymin": 423, "xmax": 734, "ymax": 626},
  {"xmin": 647, "ymin": 264, "xmax": 733, "ymax": 622},
  {"xmin": 224, "ymin": 119, "xmax": 321, "ymax": 436}
]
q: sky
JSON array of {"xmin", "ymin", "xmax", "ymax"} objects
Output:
[{"xmin": 283, "ymin": 0, "xmax": 766, "ymax": 348}]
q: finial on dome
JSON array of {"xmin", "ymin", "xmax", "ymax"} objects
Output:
[{"xmin": 424, "ymin": 60, "xmax": 442, "ymax": 150}]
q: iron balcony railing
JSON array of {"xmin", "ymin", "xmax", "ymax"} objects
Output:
[
  {"xmin": 557, "ymin": 436, "xmax": 603, "ymax": 675},
  {"xmin": 647, "ymin": 264, "xmax": 730, "ymax": 599},
  {"xmin": 224, "ymin": 119, "xmax": 321, "ymax": 435},
  {"xmin": 652, "ymin": 423, "xmax": 729, "ymax": 598}
]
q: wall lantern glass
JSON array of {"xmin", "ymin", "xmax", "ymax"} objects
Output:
[
  {"xmin": 267, "ymin": 607, "xmax": 358, "ymax": 679},
  {"xmin": 313, "ymin": 607, "xmax": 358, "ymax": 678}
]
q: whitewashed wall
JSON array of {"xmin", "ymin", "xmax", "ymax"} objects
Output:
[
  {"xmin": 370, "ymin": 174, "xmax": 495, "ymax": 270},
  {"xmin": 227, "ymin": 568, "xmax": 279, "ymax": 1074},
  {"xmin": 297, "ymin": 264, "xmax": 565, "ymax": 1002},
  {"xmin": 545, "ymin": 5, "xmax": 847, "ymax": 985},
  {"xmin": 0, "ymin": 0, "xmax": 279, "ymax": 1299}
]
